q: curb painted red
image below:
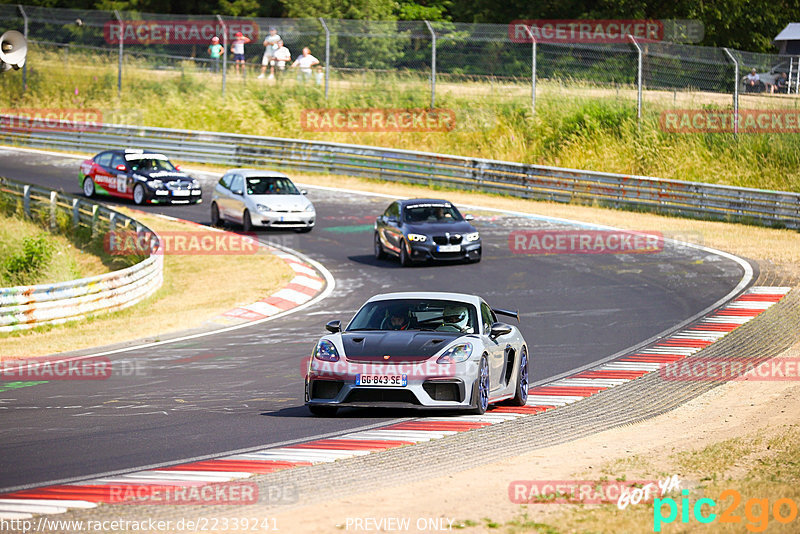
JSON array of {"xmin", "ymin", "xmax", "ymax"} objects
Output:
[{"xmin": 0, "ymin": 286, "xmax": 790, "ymax": 518}]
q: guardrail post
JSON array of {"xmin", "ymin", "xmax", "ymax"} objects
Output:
[
  {"xmin": 523, "ymin": 25, "xmax": 537, "ymax": 115},
  {"xmin": 216, "ymin": 15, "xmax": 227, "ymax": 97},
  {"xmin": 22, "ymin": 184, "xmax": 30, "ymax": 217},
  {"xmin": 319, "ymin": 18, "xmax": 330, "ymax": 100},
  {"xmin": 17, "ymin": 5, "xmax": 27, "ymax": 92},
  {"xmin": 114, "ymin": 10, "xmax": 123, "ymax": 98},
  {"xmin": 109, "ymin": 212, "xmax": 117, "ymax": 233},
  {"xmin": 423, "ymin": 20, "xmax": 436, "ymax": 109},
  {"xmin": 722, "ymin": 48, "xmax": 739, "ymax": 138},
  {"xmin": 72, "ymin": 198, "xmax": 80, "ymax": 226},
  {"xmin": 91, "ymin": 204, "xmax": 99, "ymax": 237},
  {"xmin": 627, "ymin": 34, "xmax": 643, "ymax": 123},
  {"xmin": 49, "ymin": 190, "xmax": 57, "ymax": 230}
]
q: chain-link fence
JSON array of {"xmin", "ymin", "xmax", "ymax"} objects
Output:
[{"xmin": 0, "ymin": 4, "xmax": 798, "ymax": 122}]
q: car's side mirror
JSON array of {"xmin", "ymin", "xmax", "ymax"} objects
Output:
[
  {"xmin": 489, "ymin": 322, "xmax": 512, "ymax": 339},
  {"xmin": 232, "ymin": 189, "xmax": 243, "ymax": 196},
  {"xmin": 464, "ymin": 214, "xmax": 475, "ymax": 221},
  {"xmin": 301, "ymin": 189, "xmax": 308, "ymax": 195},
  {"xmin": 115, "ymin": 164, "xmax": 127, "ymax": 172},
  {"xmin": 325, "ymin": 320, "xmax": 341, "ymax": 333},
  {"xmin": 386, "ymin": 216, "xmax": 397, "ymax": 223}
]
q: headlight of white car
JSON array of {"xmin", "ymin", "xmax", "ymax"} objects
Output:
[
  {"xmin": 305, "ymin": 204, "xmax": 315, "ymax": 212},
  {"xmin": 407, "ymin": 233, "xmax": 427, "ymax": 242},
  {"xmin": 314, "ymin": 339, "xmax": 340, "ymax": 362},
  {"xmin": 256, "ymin": 204, "xmax": 272, "ymax": 214},
  {"xmin": 437, "ymin": 342, "xmax": 473, "ymax": 364},
  {"xmin": 465, "ymin": 232, "xmax": 480, "ymax": 242}
]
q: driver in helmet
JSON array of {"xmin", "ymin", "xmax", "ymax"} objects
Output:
[
  {"xmin": 439, "ymin": 304, "xmax": 469, "ymax": 332},
  {"xmin": 384, "ymin": 304, "xmax": 410, "ymax": 330}
]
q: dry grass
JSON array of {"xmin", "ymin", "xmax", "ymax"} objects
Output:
[{"xmin": 0, "ymin": 210, "xmax": 294, "ymax": 358}]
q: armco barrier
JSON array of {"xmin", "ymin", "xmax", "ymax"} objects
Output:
[
  {"xmin": 0, "ymin": 177, "xmax": 163, "ymax": 332},
  {"xmin": 0, "ymin": 117, "xmax": 798, "ymax": 228}
]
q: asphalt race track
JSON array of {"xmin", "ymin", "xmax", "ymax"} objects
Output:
[{"xmin": 0, "ymin": 147, "xmax": 748, "ymax": 492}]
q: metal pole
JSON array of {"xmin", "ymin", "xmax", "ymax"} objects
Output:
[
  {"xmin": 424, "ymin": 20, "xmax": 436, "ymax": 109},
  {"xmin": 216, "ymin": 15, "xmax": 227, "ymax": 97},
  {"xmin": 524, "ymin": 26, "xmax": 537, "ymax": 115},
  {"xmin": 114, "ymin": 10, "xmax": 123, "ymax": 97},
  {"xmin": 627, "ymin": 34, "xmax": 642, "ymax": 122},
  {"xmin": 319, "ymin": 17, "xmax": 330, "ymax": 99},
  {"xmin": 17, "ymin": 5, "xmax": 27, "ymax": 92},
  {"xmin": 722, "ymin": 48, "xmax": 739, "ymax": 137}
]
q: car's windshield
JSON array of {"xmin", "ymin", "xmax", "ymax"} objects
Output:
[
  {"xmin": 127, "ymin": 158, "xmax": 176, "ymax": 172},
  {"xmin": 403, "ymin": 203, "xmax": 463, "ymax": 224},
  {"xmin": 347, "ymin": 299, "xmax": 477, "ymax": 333},
  {"xmin": 246, "ymin": 177, "xmax": 300, "ymax": 195}
]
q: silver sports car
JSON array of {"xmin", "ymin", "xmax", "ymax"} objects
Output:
[{"xmin": 304, "ymin": 292, "xmax": 529, "ymax": 416}]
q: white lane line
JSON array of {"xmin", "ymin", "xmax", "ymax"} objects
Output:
[
  {"xmin": 291, "ymin": 275, "xmax": 325, "ymax": 290},
  {"xmin": 726, "ymin": 301, "xmax": 775, "ymax": 309},
  {"xmin": 0, "ymin": 499, "xmax": 97, "ymax": 509},
  {"xmin": 745, "ymin": 286, "xmax": 792, "ymax": 294},
  {"xmin": 702, "ymin": 316, "xmax": 753, "ymax": 324},
  {"xmin": 286, "ymin": 262, "xmax": 318, "ymax": 277},
  {"xmin": 338, "ymin": 430, "xmax": 457, "ymax": 441},
  {"xmin": 526, "ymin": 395, "xmax": 586, "ymax": 405},
  {"xmin": 600, "ymin": 362, "xmax": 664, "ymax": 371},
  {"xmin": 639, "ymin": 347, "xmax": 699, "ymax": 355},
  {"xmin": 550, "ymin": 378, "xmax": 630, "ymax": 387},
  {"xmin": 0, "ymin": 503, "xmax": 68, "ymax": 514},
  {"xmin": 670, "ymin": 331, "xmax": 728, "ymax": 340},
  {"xmin": 242, "ymin": 301, "xmax": 282, "ymax": 316},
  {"xmin": 271, "ymin": 288, "xmax": 313, "ymax": 304},
  {"xmin": 0, "ymin": 512, "xmax": 33, "ymax": 519}
]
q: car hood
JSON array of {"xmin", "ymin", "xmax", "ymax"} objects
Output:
[
  {"xmin": 247, "ymin": 194, "xmax": 312, "ymax": 211},
  {"xmin": 403, "ymin": 220, "xmax": 476, "ymax": 235},
  {"xmin": 135, "ymin": 170, "xmax": 192, "ymax": 182},
  {"xmin": 341, "ymin": 331, "xmax": 463, "ymax": 363}
]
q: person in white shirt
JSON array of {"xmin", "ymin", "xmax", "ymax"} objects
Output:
[
  {"xmin": 230, "ymin": 31, "xmax": 251, "ymax": 75},
  {"xmin": 270, "ymin": 41, "xmax": 291, "ymax": 81},
  {"xmin": 291, "ymin": 47, "xmax": 320, "ymax": 83},
  {"xmin": 745, "ymin": 68, "xmax": 762, "ymax": 93},
  {"xmin": 259, "ymin": 27, "xmax": 281, "ymax": 79}
]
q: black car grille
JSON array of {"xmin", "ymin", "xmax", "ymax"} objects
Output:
[
  {"xmin": 344, "ymin": 388, "xmax": 420, "ymax": 404},
  {"xmin": 166, "ymin": 181, "xmax": 190, "ymax": 190},
  {"xmin": 310, "ymin": 379, "xmax": 343, "ymax": 400},
  {"xmin": 432, "ymin": 235, "xmax": 462, "ymax": 245},
  {"xmin": 422, "ymin": 380, "xmax": 463, "ymax": 402}
]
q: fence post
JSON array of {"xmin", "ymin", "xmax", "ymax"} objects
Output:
[
  {"xmin": 722, "ymin": 48, "xmax": 739, "ymax": 137},
  {"xmin": 423, "ymin": 20, "xmax": 436, "ymax": 108},
  {"xmin": 50, "ymin": 191, "xmax": 57, "ymax": 230},
  {"xmin": 72, "ymin": 198, "xmax": 80, "ymax": 226},
  {"xmin": 216, "ymin": 15, "xmax": 227, "ymax": 96},
  {"xmin": 523, "ymin": 25, "xmax": 537, "ymax": 115},
  {"xmin": 17, "ymin": 4, "xmax": 27, "ymax": 92},
  {"xmin": 319, "ymin": 17, "xmax": 330, "ymax": 99},
  {"xmin": 627, "ymin": 34, "xmax": 642, "ymax": 122},
  {"xmin": 22, "ymin": 184, "xmax": 30, "ymax": 217},
  {"xmin": 113, "ymin": 10, "xmax": 123, "ymax": 97}
]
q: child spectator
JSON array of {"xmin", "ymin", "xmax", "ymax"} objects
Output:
[
  {"xmin": 208, "ymin": 36, "xmax": 223, "ymax": 72},
  {"xmin": 231, "ymin": 31, "xmax": 251, "ymax": 75}
]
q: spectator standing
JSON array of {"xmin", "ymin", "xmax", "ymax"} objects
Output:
[
  {"xmin": 270, "ymin": 40, "xmax": 291, "ymax": 82},
  {"xmin": 291, "ymin": 47, "xmax": 319, "ymax": 84},
  {"xmin": 231, "ymin": 31, "xmax": 251, "ymax": 75},
  {"xmin": 259, "ymin": 27, "xmax": 281, "ymax": 80},
  {"xmin": 208, "ymin": 36, "xmax": 223, "ymax": 72}
]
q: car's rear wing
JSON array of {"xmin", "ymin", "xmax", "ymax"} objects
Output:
[{"xmin": 493, "ymin": 308, "xmax": 520, "ymax": 323}]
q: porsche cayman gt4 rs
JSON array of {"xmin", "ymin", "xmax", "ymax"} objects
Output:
[{"xmin": 304, "ymin": 292, "xmax": 529, "ymax": 416}]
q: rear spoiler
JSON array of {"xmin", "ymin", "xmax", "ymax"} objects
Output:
[{"xmin": 492, "ymin": 308, "xmax": 520, "ymax": 323}]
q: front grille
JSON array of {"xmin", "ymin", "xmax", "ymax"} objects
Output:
[
  {"xmin": 166, "ymin": 181, "xmax": 190, "ymax": 190},
  {"xmin": 423, "ymin": 380, "xmax": 463, "ymax": 402},
  {"xmin": 310, "ymin": 380, "xmax": 343, "ymax": 399},
  {"xmin": 432, "ymin": 235, "xmax": 462, "ymax": 245},
  {"xmin": 344, "ymin": 388, "xmax": 420, "ymax": 404}
]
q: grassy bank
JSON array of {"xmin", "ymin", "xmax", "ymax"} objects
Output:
[
  {"xmin": 0, "ymin": 212, "xmax": 108, "ymax": 287},
  {"xmin": 1, "ymin": 47, "xmax": 799, "ymax": 193}
]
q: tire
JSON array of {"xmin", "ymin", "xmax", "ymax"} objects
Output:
[
  {"xmin": 374, "ymin": 233, "xmax": 386, "ymax": 260},
  {"xmin": 210, "ymin": 202, "xmax": 221, "ymax": 227},
  {"xmin": 82, "ymin": 177, "xmax": 95, "ymax": 198},
  {"xmin": 242, "ymin": 209, "xmax": 253, "ymax": 232},
  {"xmin": 308, "ymin": 405, "xmax": 338, "ymax": 417},
  {"xmin": 468, "ymin": 356, "xmax": 490, "ymax": 415},
  {"xmin": 510, "ymin": 347, "xmax": 529, "ymax": 406},
  {"xmin": 133, "ymin": 184, "xmax": 145, "ymax": 205},
  {"xmin": 399, "ymin": 239, "xmax": 412, "ymax": 267}
]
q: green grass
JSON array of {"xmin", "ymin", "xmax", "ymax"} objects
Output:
[{"xmin": 2, "ymin": 46, "xmax": 800, "ymax": 192}]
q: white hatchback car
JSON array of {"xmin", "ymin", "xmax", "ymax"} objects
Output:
[{"xmin": 211, "ymin": 169, "xmax": 315, "ymax": 232}]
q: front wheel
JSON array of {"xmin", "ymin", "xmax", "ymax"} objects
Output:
[
  {"xmin": 399, "ymin": 240, "xmax": 412, "ymax": 267},
  {"xmin": 210, "ymin": 202, "xmax": 222, "ymax": 227},
  {"xmin": 468, "ymin": 356, "xmax": 490, "ymax": 415},
  {"xmin": 242, "ymin": 209, "xmax": 253, "ymax": 232},
  {"xmin": 308, "ymin": 405, "xmax": 338, "ymax": 417},
  {"xmin": 133, "ymin": 184, "xmax": 145, "ymax": 205},
  {"xmin": 82, "ymin": 177, "xmax": 95, "ymax": 198},
  {"xmin": 510, "ymin": 347, "xmax": 529, "ymax": 406},
  {"xmin": 374, "ymin": 233, "xmax": 386, "ymax": 260}
]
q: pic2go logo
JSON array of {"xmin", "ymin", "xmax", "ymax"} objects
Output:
[{"xmin": 654, "ymin": 489, "xmax": 799, "ymax": 532}]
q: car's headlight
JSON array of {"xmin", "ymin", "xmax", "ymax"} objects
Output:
[
  {"xmin": 305, "ymin": 203, "xmax": 315, "ymax": 212},
  {"xmin": 465, "ymin": 232, "xmax": 480, "ymax": 242},
  {"xmin": 407, "ymin": 233, "xmax": 427, "ymax": 242},
  {"xmin": 191, "ymin": 179, "xmax": 200, "ymax": 188},
  {"xmin": 437, "ymin": 342, "xmax": 473, "ymax": 364},
  {"xmin": 314, "ymin": 339, "xmax": 340, "ymax": 362},
  {"xmin": 256, "ymin": 204, "xmax": 272, "ymax": 214},
  {"xmin": 147, "ymin": 179, "xmax": 163, "ymax": 189}
]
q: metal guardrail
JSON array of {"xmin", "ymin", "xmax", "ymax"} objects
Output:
[
  {"xmin": 0, "ymin": 177, "xmax": 163, "ymax": 332},
  {"xmin": 0, "ymin": 118, "xmax": 798, "ymax": 229}
]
